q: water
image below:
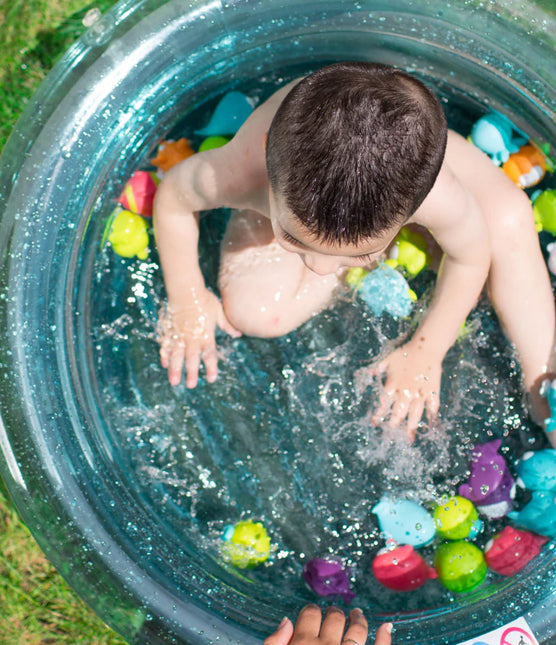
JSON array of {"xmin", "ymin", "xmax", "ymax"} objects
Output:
[{"xmin": 91, "ymin": 75, "xmax": 554, "ymax": 614}]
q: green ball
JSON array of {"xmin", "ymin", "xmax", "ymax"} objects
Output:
[
  {"xmin": 434, "ymin": 541, "xmax": 487, "ymax": 593},
  {"xmin": 198, "ymin": 136, "xmax": 230, "ymax": 152}
]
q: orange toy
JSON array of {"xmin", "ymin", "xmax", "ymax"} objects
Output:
[
  {"xmin": 151, "ymin": 138, "xmax": 195, "ymax": 172},
  {"xmin": 502, "ymin": 144, "xmax": 546, "ymax": 189}
]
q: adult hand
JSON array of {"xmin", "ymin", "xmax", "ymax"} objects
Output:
[
  {"xmin": 157, "ymin": 288, "xmax": 241, "ymax": 387},
  {"xmin": 264, "ymin": 604, "xmax": 392, "ymax": 645}
]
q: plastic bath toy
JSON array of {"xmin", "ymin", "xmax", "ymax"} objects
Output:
[
  {"xmin": 470, "ymin": 113, "xmax": 525, "ymax": 165},
  {"xmin": 540, "ymin": 379, "xmax": 556, "ymax": 434},
  {"xmin": 196, "ymin": 91, "xmax": 254, "ymax": 136},
  {"xmin": 105, "ymin": 208, "xmax": 150, "ymax": 259},
  {"xmin": 151, "ymin": 138, "xmax": 195, "ymax": 172},
  {"xmin": 357, "ymin": 263, "xmax": 416, "ymax": 319},
  {"xmin": 533, "ymin": 188, "xmax": 556, "ymax": 234},
  {"xmin": 547, "ymin": 243, "xmax": 556, "ymax": 275},
  {"xmin": 516, "ymin": 449, "xmax": 556, "ymax": 492},
  {"xmin": 220, "ymin": 520, "xmax": 271, "ymax": 568},
  {"xmin": 434, "ymin": 541, "xmax": 487, "ymax": 593},
  {"xmin": 372, "ymin": 543, "xmax": 437, "ymax": 591},
  {"xmin": 198, "ymin": 135, "xmax": 230, "ymax": 152},
  {"xmin": 503, "ymin": 144, "xmax": 547, "ymax": 189},
  {"xmin": 508, "ymin": 491, "xmax": 556, "ymax": 537},
  {"xmin": 433, "ymin": 496, "xmax": 483, "ymax": 540},
  {"xmin": 458, "ymin": 439, "xmax": 515, "ymax": 518},
  {"xmin": 484, "ymin": 526, "xmax": 548, "ymax": 576},
  {"xmin": 386, "ymin": 227, "xmax": 432, "ymax": 278},
  {"xmin": 119, "ymin": 170, "xmax": 160, "ymax": 217},
  {"xmin": 372, "ymin": 497, "xmax": 436, "ymax": 547},
  {"xmin": 303, "ymin": 558, "xmax": 355, "ymax": 603}
]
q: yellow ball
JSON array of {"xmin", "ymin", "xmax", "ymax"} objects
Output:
[
  {"xmin": 433, "ymin": 496, "xmax": 482, "ymax": 541},
  {"xmin": 106, "ymin": 208, "xmax": 150, "ymax": 259},
  {"xmin": 221, "ymin": 521, "xmax": 271, "ymax": 569}
]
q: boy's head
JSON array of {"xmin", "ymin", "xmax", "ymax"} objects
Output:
[{"xmin": 266, "ymin": 62, "xmax": 448, "ymax": 247}]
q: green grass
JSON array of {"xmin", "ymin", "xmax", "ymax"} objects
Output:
[{"xmin": 0, "ymin": 2, "xmax": 126, "ymax": 641}]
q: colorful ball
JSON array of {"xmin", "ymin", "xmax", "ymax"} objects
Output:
[
  {"xmin": 433, "ymin": 496, "xmax": 483, "ymax": 541},
  {"xmin": 106, "ymin": 208, "xmax": 149, "ymax": 260},
  {"xmin": 434, "ymin": 541, "xmax": 487, "ymax": 593},
  {"xmin": 198, "ymin": 136, "xmax": 230, "ymax": 152},
  {"xmin": 220, "ymin": 520, "xmax": 271, "ymax": 569}
]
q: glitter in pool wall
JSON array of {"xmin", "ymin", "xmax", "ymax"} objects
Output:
[{"xmin": 92, "ymin": 72, "xmax": 556, "ymax": 612}]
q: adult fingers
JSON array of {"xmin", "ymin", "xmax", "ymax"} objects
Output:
[
  {"xmin": 373, "ymin": 623, "xmax": 393, "ymax": 645},
  {"xmin": 319, "ymin": 607, "xmax": 346, "ymax": 643},
  {"xmin": 264, "ymin": 617, "xmax": 294, "ymax": 645},
  {"xmin": 341, "ymin": 608, "xmax": 368, "ymax": 645}
]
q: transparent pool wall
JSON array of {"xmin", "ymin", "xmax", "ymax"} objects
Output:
[{"xmin": 0, "ymin": 0, "xmax": 556, "ymax": 643}]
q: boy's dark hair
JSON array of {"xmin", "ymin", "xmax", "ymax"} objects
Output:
[{"xmin": 266, "ymin": 62, "xmax": 448, "ymax": 244}]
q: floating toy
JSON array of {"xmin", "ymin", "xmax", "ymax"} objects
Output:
[
  {"xmin": 303, "ymin": 558, "xmax": 355, "ymax": 603},
  {"xmin": 470, "ymin": 113, "xmax": 525, "ymax": 165},
  {"xmin": 385, "ymin": 227, "xmax": 432, "ymax": 278},
  {"xmin": 507, "ymin": 491, "xmax": 556, "ymax": 537},
  {"xmin": 119, "ymin": 170, "xmax": 160, "ymax": 217},
  {"xmin": 372, "ymin": 543, "xmax": 437, "ymax": 592},
  {"xmin": 105, "ymin": 208, "xmax": 150, "ymax": 259},
  {"xmin": 151, "ymin": 138, "xmax": 195, "ymax": 172},
  {"xmin": 458, "ymin": 439, "xmax": 515, "ymax": 518},
  {"xmin": 372, "ymin": 497, "xmax": 436, "ymax": 548},
  {"xmin": 434, "ymin": 541, "xmax": 487, "ymax": 593},
  {"xmin": 547, "ymin": 242, "xmax": 556, "ymax": 275},
  {"xmin": 484, "ymin": 526, "xmax": 548, "ymax": 576},
  {"xmin": 220, "ymin": 520, "xmax": 271, "ymax": 569},
  {"xmin": 516, "ymin": 448, "xmax": 556, "ymax": 492},
  {"xmin": 433, "ymin": 496, "xmax": 483, "ymax": 541},
  {"xmin": 198, "ymin": 135, "xmax": 230, "ymax": 152},
  {"xmin": 196, "ymin": 91, "xmax": 254, "ymax": 136},
  {"xmin": 533, "ymin": 188, "xmax": 556, "ymax": 234},
  {"xmin": 540, "ymin": 378, "xmax": 556, "ymax": 434},
  {"xmin": 357, "ymin": 263, "xmax": 416, "ymax": 319},
  {"xmin": 502, "ymin": 144, "xmax": 546, "ymax": 189}
]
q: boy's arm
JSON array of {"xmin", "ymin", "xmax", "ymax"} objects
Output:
[
  {"xmin": 370, "ymin": 167, "xmax": 491, "ymax": 438},
  {"xmin": 154, "ymin": 148, "xmax": 244, "ymax": 388}
]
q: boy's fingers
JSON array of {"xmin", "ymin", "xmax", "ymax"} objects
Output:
[
  {"xmin": 293, "ymin": 604, "xmax": 322, "ymax": 638},
  {"xmin": 184, "ymin": 344, "xmax": 200, "ymax": 388},
  {"xmin": 406, "ymin": 398, "xmax": 425, "ymax": 440},
  {"xmin": 342, "ymin": 608, "xmax": 368, "ymax": 645},
  {"xmin": 202, "ymin": 345, "xmax": 219, "ymax": 384},
  {"xmin": 217, "ymin": 309, "xmax": 242, "ymax": 339},
  {"xmin": 168, "ymin": 343, "xmax": 186, "ymax": 386},
  {"xmin": 319, "ymin": 607, "xmax": 346, "ymax": 642},
  {"xmin": 263, "ymin": 618, "xmax": 294, "ymax": 645},
  {"xmin": 371, "ymin": 389, "xmax": 395, "ymax": 425},
  {"xmin": 373, "ymin": 623, "xmax": 393, "ymax": 645},
  {"xmin": 426, "ymin": 391, "xmax": 440, "ymax": 420}
]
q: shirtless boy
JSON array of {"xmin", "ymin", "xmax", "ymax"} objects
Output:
[{"xmin": 154, "ymin": 62, "xmax": 556, "ymax": 445}]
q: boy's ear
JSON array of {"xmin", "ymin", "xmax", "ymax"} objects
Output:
[{"xmin": 263, "ymin": 132, "xmax": 268, "ymax": 150}]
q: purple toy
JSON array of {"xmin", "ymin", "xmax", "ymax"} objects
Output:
[
  {"xmin": 458, "ymin": 439, "xmax": 515, "ymax": 519},
  {"xmin": 303, "ymin": 558, "xmax": 355, "ymax": 604}
]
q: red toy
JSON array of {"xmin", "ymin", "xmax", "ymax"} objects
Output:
[
  {"xmin": 484, "ymin": 526, "xmax": 548, "ymax": 576},
  {"xmin": 372, "ymin": 544, "xmax": 437, "ymax": 592},
  {"xmin": 119, "ymin": 170, "xmax": 160, "ymax": 217}
]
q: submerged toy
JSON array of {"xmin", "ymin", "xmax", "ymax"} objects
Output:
[
  {"xmin": 220, "ymin": 520, "xmax": 271, "ymax": 569},
  {"xmin": 516, "ymin": 448, "xmax": 556, "ymax": 491},
  {"xmin": 198, "ymin": 135, "xmax": 230, "ymax": 152},
  {"xmin": 458, "ymin": 439, "xmax": 515, "ymax": 518},
  {"xmin": 372, "ymin": 497, "xmax": 436, "ymax": 548},
  {"xmin": 434, "ymin": 541, "xmax": 487, "ymax": 593},
  {"xmin": 119, "ymin": 170, "xmax": 160, "ymax": 217},
  {"xmin": 358, "ymin": 263, "xmax": 416, "ymax": 319},
  {"xmin": 433, "ymin": 496, "xmax": 483, "ymax": 541},
  {"xmin": 372, "ymin": 544, "xmax": 437, "ymax": 592},
  {"xmin": 503, "ymin": 144, "xmax": 546, "ymax": 189},
  {"xmin": 547, "ymin": 243, "xmax": 556, "ymax": 276},
  {"xmin": 386, "ymin": 227, "xmax": 432, "ymax": 278},
  {"xmin": 151, "ymin": 138, "xmax": 195, "ymax": 172},
  {"xmin": 470, "ymin": 113, "xmax": 525, "ymax": 165},
  {"xmin": 303, "ymin": 558, "xmax": 355, "ymax": 603},
  {"xmin": 508, "ymin": 491, "xmax": 556, "ymax": 537},
  {"xmin": 540, "ymin": 379, "xmax": 556, "ymax": 434},
  {"xmin": 106, "ymin": 208, "xmax": 150, "ymax": 259},
  {"xmin": 196, "ymin": 91, "xmax": 254, "ymax": 136},
  {"xmin": 484, "ymin": 526, "xmax": 548, "ymax": 576},
  {"xmin": 533, "ymin": 188, "xmax": 556, "ymax": 234}
]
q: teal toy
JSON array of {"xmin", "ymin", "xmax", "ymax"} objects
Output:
[
  {"xmin": 196, "ymin": 91, "xmax": 254, "ymax": 136},
  {"xmin": 104, "ymin": 207, "xmax": 150, "ymax": 260},
  {"xmin": 434, "ymin": 541, "xmax": 487, "ymax": 593},
  {"xmin": 357, "ymin": 263, "xmax": 416, "ymax": 319},
  {"xmin": 516, "ymin": 449, "xmax": 556, "ymax": 492},
  {"xmin": 532, "ymin": 188, "xmax": 556, "ymax": 234},
  {"xmin": 540, "ymin": 378, "xmax": 556, "ymax": 434},
  {"xmin": 220, "ymin": 520, "xmax": 271, "ymax": 569},
  {"xmin": 433, "ymin": 496, "xmax": 483, "ymax": 541},
  {"xmin": 372, "ymin": 497, "xmax": 436, "ymax": 548},
  {"xmin": 508, "ymin": 491, "xmax": 556, "ymax": 537},
  {"xmin": 470, "ymin": 112, "xmax": 525, "ymax": 166}
]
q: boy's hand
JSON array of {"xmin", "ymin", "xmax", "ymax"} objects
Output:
[
  {"xmin": 157, "ymin": 288, "xmax": 241, "ymax": 388},
  {"xmin": 368, "ymin": 341, "xmax": 441, "ymax": 440}
]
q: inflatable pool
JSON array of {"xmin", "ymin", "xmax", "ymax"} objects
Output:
[{"xmin": 1, "ymin": 0, "xmax": 555, "ymax": 643}]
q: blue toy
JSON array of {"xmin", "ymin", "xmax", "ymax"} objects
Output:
[
  {"xmin": 470, "ymin": 112, "xmax": 526, "ymax": 166},
  {"xmin": 540, "ymin": 378, "xmax": 556, "ymax": 434},
  {"xmin": 507, "ymin": 491, "xmax": 556, "ymax": 537},
  {"xmin": 358, "ymin": 263, "xmax": 416, "ymax": 318},
  {"xmin": 516, "ymin": 449, "xmax": 556, "ymax": 492},
  {"xmin": 372, "ymin": 497, "xmax": 436, "ymax": 548},
  {"xmin": 196, "ymin": 91, "xmax": 254, "ymax": 136}
]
